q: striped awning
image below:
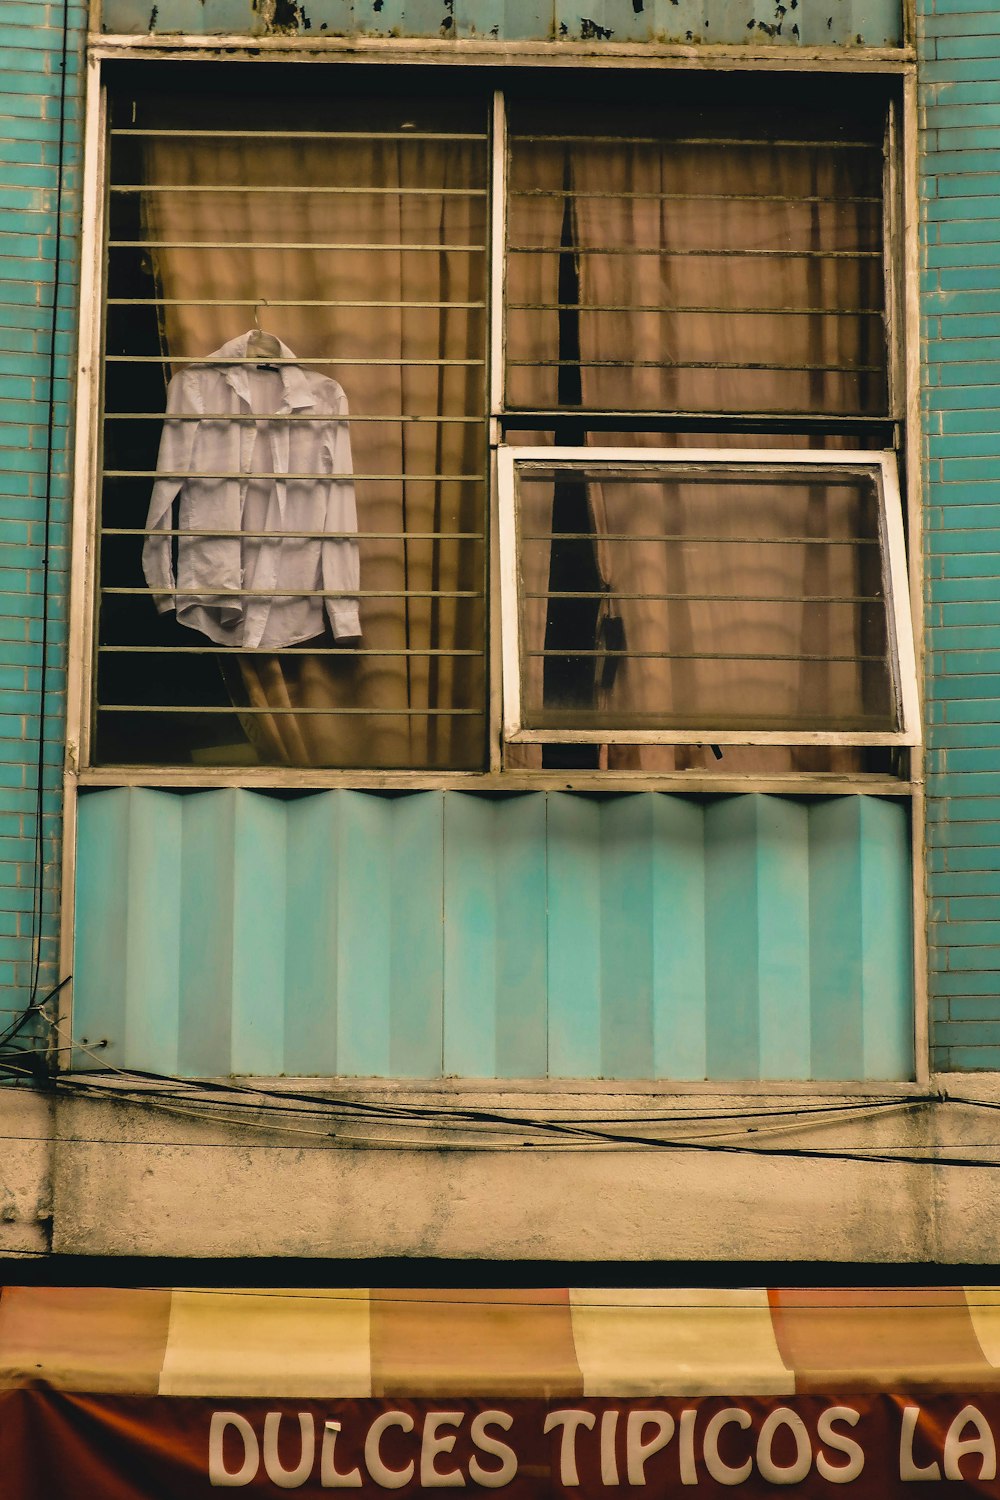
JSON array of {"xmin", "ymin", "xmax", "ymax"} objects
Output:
[
  {"xmin": 3, "ymin": 1286, "xmax": 1000, "ymax": 1395},
  {"xmin": 4, "ymin": 1288, "xmax": 1000, "ymax": 1499}
]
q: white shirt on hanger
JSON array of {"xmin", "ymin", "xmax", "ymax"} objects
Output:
[{"xmin": 142, "ymin": 331, "xmax": 361, "ymax": 649}]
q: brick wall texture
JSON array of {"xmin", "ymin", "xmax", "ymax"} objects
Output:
[
  {"xmin": 922, "ymin": 1, "xmax": 1000, "ymax": 1068},
  {"xmin": 2, "ymin": 2, "xmax": 998, "ymax": 1074},
  {"xmin": 0, "ymin": 0, "xmax": 84, "ymax": 1051}
]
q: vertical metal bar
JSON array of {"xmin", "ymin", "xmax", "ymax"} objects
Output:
[
  {"xmin": 59, "ymin": 57, "xmax": 108, "ymax": 1067},
  {"xmin": 902, "ymin": 65, "xmax": 929, "ymax": 1088},
  {"xmin": 883, "ymin": 99, "xmax": 900, "ymax": 425},
  {"xmin": 488, "ymin": 89, "xmax": 508, "ymax": 769},
  {"xmin": 489, "ymin": 89, "xmax": 507, "ymax": 420}
]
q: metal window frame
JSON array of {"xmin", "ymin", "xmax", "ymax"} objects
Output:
[
  {"xmin": 65, "ymin": 55, "xmax": 919, "ymax": 797},
  {"xmin": 497, "ymin": 446, "xmax": 919, "ymax": 749}
]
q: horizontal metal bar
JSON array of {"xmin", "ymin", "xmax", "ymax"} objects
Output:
[
  {"xmin": 525, "ymin": 649, "xmax": 885, "ymax": 663},
  {"xmin": 98, "ymin": 705, "xmax": 483, "ymax": 716},
  {"xmin": 510, "ymin": 135, "xmax": 880, "ymax": 149},
  {"xmin": 527, "ymin": 591, "xmax": 882, "ymax": 603},
  {"xmin": 102, "ymin": 529, "xmax": 484, "ymax": 541},
  {"xmin": 105, "ymin": 414, "xmax": 485, "ymax": 424},
  {"xmin": 507, "ymin": 303, "xmax": 883, "ymax": 317},
  {"xmin": 506, "ymin": 246, "xmax": 881, "ymax": 259},
  {"xmin": 112, "ymin": 129, "xmax": 488, "ymax": 141},
  {"xmin": 104, "ymin": 471, "xmax": 483, "ymax": 482},
  {"xmin": 108, "ymin": 241, "xmax": 486, "ymax": 252},
  {"xmin": 508, "ymin": 359, "xmax": 883, "ymax": 374},
  {"xmin": 112, "ymin": 184, "xmax": 488, "ymax": 196},
  {"xmin": 99, "ymin": 645, "xmax": 484, "ymax": 657},
  {"xmin": 104, "ymin": 356, "xmax": 486, "ymax": 367},
  {"xmin": 103, "ymin": 588, "xmax": 483, "ymax": 599},
  {"xmin": 498, "ymin": 411, "xmax": 894, "ymax": 432},
  {"xmin": 510, "ymin": 189, "xmax": 881, "ymax": 204},
  {"xmin": 107, "ymin": 298, "xmax": 486, "ymax": 310},
  {"xmin": 521, "ymin": 534, "xmax": 879, "ymax": 546}
]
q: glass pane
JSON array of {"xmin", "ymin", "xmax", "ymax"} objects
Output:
[
  {"xmin": 506, "ymin": 101, "xmax": 887, "ymax": 418},
  {"xmin": 515, "ymin": 464, "xmax": 896, "ymax": 735}
]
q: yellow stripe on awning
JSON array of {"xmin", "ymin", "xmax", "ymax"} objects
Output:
[
  {"xmin": 158, "ymin": 1289, "xmax": 372, "ymax": 1396},
  {"xmin": 568, "ymin": 1289, "xmax": 795, "ymax": 1397}
]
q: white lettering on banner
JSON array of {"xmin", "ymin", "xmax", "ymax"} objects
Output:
[
  {"xmin": 420, "ymin": 1411, "xmax": 466, "ymax": 1488},
  {"xmin": 756, "ymin": 1410, "xmax": 812, "ymax": 1486},
  {"xmin": 468, "ymin": 1411, "xmax": 518, "ymax": 1488},
  {"xmin": 703, "ymin": 1410, "xmax": 753, "ymax": 1486},
  {"xmin": 625, "ymin": 1411, "xmax": 675, "ymax": 1485},
  {"xmin": 815, "ymin": 1406, "xmax": 865, "ymax": 1483},
  {"xmin": 365, "ymin": 1411, "xmax": 415, "ymax": 1489},
  {"xmin": 262, "ymin": 1412, "xmax": 315, "ymax": 1490},
  {"xmin": 543, "ymin": 1409, "xmax": 597, "ymax": 1486},
  {"xmin": 899, "ymin": 1406, "xmax": 942, "ymax": 1482},
  {"xmin": 943, "ymin": 1405, "xmax": 997, "ymax": 1482},
  {"xmin": 321, "ymin": 1420, "xmax": 363, "ymax": 1488},
  {"xmin": 600, "ymin": 1411, "xmax": 620, "ymax": 1487},
  {"xmin": 209, "ymin": 1412, "xmax": 260, "ymax": 1488},
  {"xmin": 203, "ymin": 1400, "xmax": 1000, "ymax": 1491},
  {"xmin": 678, "ymin": 1409, "xmax": 698, "ymax": 1486}
]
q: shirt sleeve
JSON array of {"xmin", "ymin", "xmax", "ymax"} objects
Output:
[
  {"xmin": 321, "ymin": 393, "xmax": 362, "ymax": 641},
  {"xmin": 141, "ymin": 371, "xmax": 199, "ymax": 615}
]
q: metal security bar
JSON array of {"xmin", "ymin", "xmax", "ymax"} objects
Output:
[
  {"xmin": 504, "ymin": 104, "xmax": 890, "ymax": 425},
  {"xmin": 94, "ymin": 97, "xmax": 490, "ymax": 771}
]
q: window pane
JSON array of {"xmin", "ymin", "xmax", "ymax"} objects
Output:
[
  {"xmin": 96, "ymin": 89, "xmax": 489, "ymax": 770},
  {"xmin": 514, "ymin": 464, "xmax": 897, "ymax": 736},
  {"xmin": 506, "ymin": 102, "xmax": 887, "ymax": 419}
]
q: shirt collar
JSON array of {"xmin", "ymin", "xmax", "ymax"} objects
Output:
[{"xmin": 209, "ymin": 331, "xmax": 316, "ymax": 411}]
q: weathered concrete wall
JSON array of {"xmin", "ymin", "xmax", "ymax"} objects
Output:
[
  {"xmin": 38, "ymin": 1081, "xmax": 1000, "ymax": 1262},
  {"xmin": 0, "ymin": 1088, "xmax": 54, "ymax": 1258}
]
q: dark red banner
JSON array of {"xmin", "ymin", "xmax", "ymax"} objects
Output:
[{"xmin": 3, "ymin": 1393, "xmax": 1000, "ymax": 1498}]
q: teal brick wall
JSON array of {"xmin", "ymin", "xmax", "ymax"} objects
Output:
[
  {"xmin": 0, "ymin": 0, "xmax": 85, "ymax": 1054},
  {"xmin": 922, "ymin": 3, "xmax": 1000, "ymax": 1069}
]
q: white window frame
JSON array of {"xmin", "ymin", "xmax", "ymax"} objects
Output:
[{"xmin": 497, "ymin": 446, "xmax": 919, "ymax": 748}]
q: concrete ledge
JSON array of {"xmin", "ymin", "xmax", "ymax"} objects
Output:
[{"xmin": 26, "ymin": 1079, "xmax": 998, "ymax": 1262}]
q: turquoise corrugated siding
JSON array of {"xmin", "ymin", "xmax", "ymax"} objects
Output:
[
  {"xmin": 73, "ymin": 788, "xmax": 914, "ymax": 1081},
  {"xmin": 95, "ymin": 0, "xmax": 901, "ymax": 45},
  {"xmin": 921, "ymin": 3, "xmax": 1000, "ymax": 1069},
  {"xmin": 0, "ymin": 1, "xmax": 84, "ymax": 1022}
]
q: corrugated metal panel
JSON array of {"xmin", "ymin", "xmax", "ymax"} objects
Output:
[
  {"xmin": 96, "ymin": 0, "xmax": 902, "ymax": 46},
  {"xmin": 73, "ymin": 788, "xmax": 913, "ymax": 1080}
]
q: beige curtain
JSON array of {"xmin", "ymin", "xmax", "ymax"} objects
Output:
[
  {"xmin": 145, "ymin": 123, "xmax": 487, "ymax": 769},
  {"xmin": 506, "ymin": 126, "xmax": 884, "ymax": 773}
]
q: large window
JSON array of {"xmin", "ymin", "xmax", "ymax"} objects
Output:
[{"xmin": 87, "ymin": 66, "xmax": 915, "ymax": 778}]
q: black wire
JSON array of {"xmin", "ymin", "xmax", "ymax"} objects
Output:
[
  {"xmin": 48, "ymin": 1067, "xmax": 1000, "ymax": 1170},
  {"xmin": 26, "ymin": 0, "xmax": 72, "ymax": 1016}
]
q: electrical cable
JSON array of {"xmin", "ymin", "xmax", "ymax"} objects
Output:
[
  {"xmin": 15, "ymin": 0, "xmax": 73, "ymax": 1062},
  {"xmin": 37, "ymin": 1062, "xmax": 1000, "ymax": 1169}
]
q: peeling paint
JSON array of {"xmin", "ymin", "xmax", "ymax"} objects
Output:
[
  {"xmin": 99, "ymin": 0, "xmax": 904, "ymax": 47},
  {"xmin": 579, "ymin": 17, "xmax": 614, "ymax": 41}
]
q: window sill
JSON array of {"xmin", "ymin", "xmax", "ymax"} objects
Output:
[{"xmin": 75, "ymin": 764, "xmax": 915, "ymax": 796}]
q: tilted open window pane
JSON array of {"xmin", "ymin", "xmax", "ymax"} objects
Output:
[{"xmin": 498, "ymin": 449, "xmax": 918, "ymax": 746}]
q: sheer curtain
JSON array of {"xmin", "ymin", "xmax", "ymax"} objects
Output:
[{"xmin": 144, "ymin": 116, "xmax": 487, "ymax": 769}]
